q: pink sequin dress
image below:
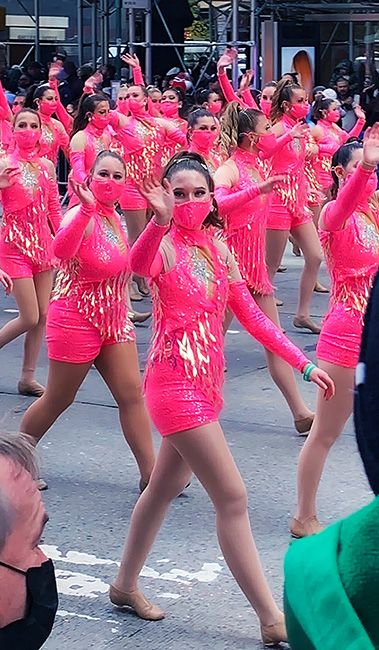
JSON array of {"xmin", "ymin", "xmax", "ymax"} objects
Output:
[
  {"xmin": 129, "ymin": 218, "xmax": 311, "ymax": 436},
  {"xmin": 0, "ymin": 149, "xmax": 62, "ymax": 278},
  {"xmin": 317, "ymin": 165, "xmax": 379, "ymax": 368},
  {"xmin": 188, "ymin": 141, "xmax": 224, "ymax": 176},
  {"xmin": 215, "ymin": 147, "xmax": 273, "ymax": 295},
  {"xmin": 114, "ymin": 115, "xmax": 186, "ymax": 211},
  {"xmin": 48, "ymin": 202, "xmax": 135, "ymax": 364},
  {"xmin": 69, "ymin": 124, "xmax": 110, "ymax": 207},
  {"xmin": 267, "ymin": 115, "xmax": 312, "ymax": 231},
  {"xmin": 39, "ymin": 113, "xmax": 69, "ymax": 165},
  {"xmin": 314, "ymin": 118, "xmax": 365, "ymax": 190}
]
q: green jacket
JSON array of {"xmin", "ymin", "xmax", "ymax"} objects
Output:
[{"xmin": 284, "ymin": 497, "xmax": 379, "ymax": 649}]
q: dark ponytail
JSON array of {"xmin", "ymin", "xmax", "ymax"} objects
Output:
[{"xmin": 330, "ymin": 140, "xmax": 363, "ymax": 199}]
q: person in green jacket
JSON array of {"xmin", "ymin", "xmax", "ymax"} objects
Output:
[{"xmin": 284, "ymin": 269, "xmax": 379, "ymax": 650}]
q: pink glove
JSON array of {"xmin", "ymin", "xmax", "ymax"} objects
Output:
[
  {"xmin": 322, "ymin": 163, "xmax": 375, "ymax": 232},
  {"xmin": 70, "ymin": 150, "xmax": 87, "ymax": 184},
  {"xmin": 228, "ymin": 281, "xmax": 309, "ymax": 371},
  {"xmin": 47, "ymin": 177, "xmax": 63, "ymax": 234},
  {"xmin": 133, "ymin": 66, "xmax": 145, "ymax": 86},
  {"xmin": 129, "ymin": 218, "xmax": 168, "ymax": 277}
]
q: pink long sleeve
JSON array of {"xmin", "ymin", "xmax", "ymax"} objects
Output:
[
  {"xmin": 47, "ymin": 177, "xmax": 63, "ymax": 234},
  {"xmin": 133, "ymin": 66, "xmax": 145, "ymax": 86},
  {"xmin": 129, "ymin": 218, "xmax": 168, "ymax": 277},
  {"xmin": 49, "ymin": 79, "xmax": 73, "ymax": 134},
  {"xmin": 317, "ymin": 139, "xmax": 340, "ymax": 156},
  {"xmin": 218, "ymin": 69, "xmax": 248, "ymax": 108},
  {"xmin": 344, "ymin": 117, "xmax": 365, "ymax": 141},
  {"xmin": 166, "ymin": 127, "xmax": 187, "ymax": 147},
  {"xmin": 0, "ymin": 81, "xmax": 11, "ymax": 121},
  {"xmin": 241, "ymin": 89, "xmax": 259, "ymax": 110},
  {"xmin": 228, "ymin": 281, "xmax": 309, "ymax": 371},
  {"xmin": 54, "ymin": 204, "xmax": 95, "ymax": 260},
  {"xmin": 215, "ymin": 185, "xmax": 261, "ymax": 216},
  {"xmin": 59, "ymin": 127, "xmax": 70, "ymax": 156},
  {"xmin": 70, "ymin": 150, "xmax": 87, "ymax": 184},
  {"xmin": 322, "ymin": 164, "xmax": 375, "ymax": 232},
  {"xmin": 259, "ymin": 132, "xmax": 293, "ymax": 159}
]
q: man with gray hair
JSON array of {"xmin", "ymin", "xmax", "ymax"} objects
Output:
[{"xmin": 0, "ymin": 432, "xmax": 58, "ymax": 648}]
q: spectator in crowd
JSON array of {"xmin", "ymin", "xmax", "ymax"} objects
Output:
[
  {"xmin": 335, "ymin": 76, "xmax": 359, "ymax": 131},
  {"xmin": 0, "ymin": 432, "xmax": 58, "ymax": 648}
]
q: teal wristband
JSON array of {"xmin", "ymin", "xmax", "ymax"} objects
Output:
[{"xmin": 303, "ymin": 363, "xmax": 316, "ymax": 382}]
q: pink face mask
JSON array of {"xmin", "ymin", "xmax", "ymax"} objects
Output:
[
  {"xmin": 208, "ymin": 101, "xmax": 223, "ymax": 115},
  {"xmin": 90, "ymin": 113, "xmax": 111, "ymax": 131},
  {"xmin": 326, "ymin": 109, "xmax": 340, "ymax": 123},
  {"xmin": 13, "ymin": 129, "xmax": 41, "ymax": 150},
  {"xmin": 39, "ymin": 100, "xmax": 58, "ymax": 116},
  {"xmin": 128, "ymin": 98, "xmax": 147, "ymax": 117},
  {"xmin": 256, "ymin": 132, "xmax": 277, "ymax": 154},
  {"xmin": 90, "ymin": 178, "xmax": 124, "ymax": 204},
  {"xmin": 259, "ymin": 98, "xmax": 272, "ymax": 119},
  {"xmin": 173, "ymin": 200, "xmax": 212, "ymax": 231},
  {"xmin": 290, "ymin": 103, "xmax": 309, "ymax": 120},
  {"xmin": 12, "ymin": 104, "xmax": 23, "ymax": 115},
  {"xmin": 191, "ymin": 130, "xmax": 218, "ymax": 151},
  {"xmin": 160, "ymin": 101, "xmax": 179, "ymax": 118},
  {"xmin": 116, "ymin": 98, "xmax": 130, "ymax": 115}
]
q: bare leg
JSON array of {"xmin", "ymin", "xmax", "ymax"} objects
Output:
[
  {"xmin": 115, "ymin": 422, "xmax": 281, "ymax": 626},
  {"xmin": 20, "ymin": 270, "xmax": 54, "ymax": 386},
  {"xmin": 265, "ymin": 229, "xmax": 289, "ymax": 281},
  {"xmin": 94, "ymin": 342, "xmax": 155, "ymax": 484},
  {"xmin": 20, "ymin": 360, "xmax": 92, "ymax": 443},
  {"xmin": 295, "ymin": 361, "xmax": 355, "ymax": 522},
  {"xmin": 0, "ymin": 278, "xmax": 39, "ymax": 348},
  {"xmin": 254, "ymin": 294, "xmax": 313, "ymax": 422},
  {"xmin": 291, "ymin": 221, "xmax": 323, "ymax": 328}
]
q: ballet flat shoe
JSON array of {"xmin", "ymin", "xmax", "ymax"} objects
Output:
[
  {"xmin": 277, "ymin": 265, "xmax": 287, "ymax": 273},
  {"xmin": 109, "ymin": 585, "xmax": 165, "ymax": 621},
  {"xmin": 36, "ymin": 478, "xmax": 48, "ymax": 491},
  {"xmin": 294, "ymin": 415, "xmax": 314, "ymax": 436},
  {"xmin": 290, "ymin": 516, "xmax": 323, "ymax": 539},
  {"xmin": 314, "ymin": 281, "xmax": 329, "ymax": 294},
  {"xmin": 18, "ymin": 380, "xmax": 45, "ymax": 397},
  {"xmin": 275, "ymin": 297, "xmax": 284, "ymax": 307},
  {"xmin": 261, "ymin": 614, "xmax": 288, "ymax": 646},
  {"xmin": 293, "ymin": 317, "xmax": 321, "ymax": 335},
  {"xmin": 128, "ymin": 310, "xmax": 152, "ymax": 324}
]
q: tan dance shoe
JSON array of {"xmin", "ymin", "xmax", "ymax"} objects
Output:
[
  {"xmin": 18, "ymin": 380, "xmax": 45, "ymax": 397},
  {"xmin": 314, "ymin": 281, "xmax": 329, "ymax": 294},
  {"xmin": 293, "ymin": 317, "xmax": 321, "ymax": 334},
  {"xmin": 290, "ymin": 516, "xmax": 323, "ymax": 539},
  {"xmin": 261, "ymin": 613, "xmax": 288, "ymax": 646},
  {"xmin": 109, "ymin": 585, "xmax": 165, "ymax": 621},
  {"xmin": 294, "ymin": 414, "xmax": 314, "ymax": 436},
  {"xmin": 128, "ymin": 310, "xmax": 152, "ymax": 324}
]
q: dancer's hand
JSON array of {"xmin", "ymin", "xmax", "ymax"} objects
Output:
[
  {"xmin": 121, "ymin": 52, "xmax": 140, "ymax": 68},
  {"xmin": 139, "ymin": 176, "xmax": 174, "ymax": 224},
  {"xmin": 217, "ymin": 48, "xmax": 237, "ymax": 70},
  {"xmin": 258, "ymin": 175, "xmax": 285, "ymax": 194},
  {"xmin": 48, "ymin": 61, "xmax": 62, "ymax": 81},
  {"xmin": 239, "ymin": 69, "xmax": 254, "ymax": 92},
  {"xmin": 362, "ymin": 122, "xmax": 379, "ymax": 168},
  {"xmin": 74, "ymin": 183, "xmax": 95, "ymax": 206},
  {"xmin": 0, "ymin": 166, "xmax": 19, "ymax": 189},
  {"xmin": 0, "ymin": 269, "xmax": 13, "ymax": 294},
  {"xmin": 83, "ymin": 72, "xmax": 103, "ymax": 94},
  {"xmin": 309, "ymin": 367, "xmax": 335, "ymax": 400},
  {"xmin": 290, "ymin": 122, "xmax": 308, "ymax": 138}
]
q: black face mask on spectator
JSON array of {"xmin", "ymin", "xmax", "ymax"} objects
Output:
[{"xmin": 0, "ymin": 559, "xmax": 58, "ymax": 650}]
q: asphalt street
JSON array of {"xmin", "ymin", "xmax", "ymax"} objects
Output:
[{"xmin": 0, "ymin": 247, "xmax": 370, "ymax": 650}]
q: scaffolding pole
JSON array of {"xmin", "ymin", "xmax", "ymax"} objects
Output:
[
  {"xmin": 232, "ymin": 0, "xmax": 239, "ymax": 88},
  {"xmin": 77, "ymin": 0, "xmax": 84, "ymax": 66},
  {"xmin": 145, "ymin": 0, "xmax": 153, "ymax": 83},
  {"xmin": 91, "ymin": 0, "xmax": 98, "ymax": 68},
  {"xmin": 34, "ymin": 0, "xmax": 40, "ymax": 62}
]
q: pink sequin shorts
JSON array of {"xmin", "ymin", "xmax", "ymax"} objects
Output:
[
  {"xmin": 0, "ymin": 239, "xmax": 52, "ymax": 278},
  {"xmin": 47, "ymin": 298, "xmax": 134, "ymax": 364},
  {"xmin": 266, "ymin": 198, "xmax": 312, "ymax": 231},
  {"xmin": 145, "ymin": 363, "xmax": 220, "ymax": 436},
  {"xmin": 119, "ymin": 181, "xmax": 148, "ymax": 211},
  {"xmin": 317, "ymin": 303, "xmax": 363, "ymax": 369}
]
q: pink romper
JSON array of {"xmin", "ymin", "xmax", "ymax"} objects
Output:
[
  {"xmin": 48, "ymin": 204, "xmax": 135, "ymax": 364},
  {"xmin": 267, "ymin": 115, "xmax": 312, "ymax": 231},
  {"xmin": 317, "ymin": 165, "xmax": 379, "ymax": 368},
  {"xmin": 215, "ymin": 147, "xmax": 273, "ymax": 295},
  {"xmin": 129, "ymin": 219, "xmax": 311, "ymax": 436},
  {"xmin": 0, "ymin": 151, "xmax": 62, "ymax": 278}
]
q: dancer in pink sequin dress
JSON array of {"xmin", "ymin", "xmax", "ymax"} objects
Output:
[
  {"xmin": 291, "ymin": 131, "xmax": 379, "ymax": 540},
  {"xmin": 0, "ymin": 81, "xmax": 13, "ymax": 153},
  {"xmin": 0, "ymin": 108, "xmax": 62, "ymax": 396},
  {"xmin": 110, "ymin": 152, "xmax": 334, "ymax": 644},
  {"xmin": 25, "ymin": 84, "xmax": 70, "ymax": 165},
  {"xmin": 265, "ymin": 79, "xmax": 324, "ymax": 334},
  {"xmin": 215, "ymin": 107, "xmax": 315, "ymax": 435},
  {"xmin": 187, "ymin": 108, "xmax": 224, "ymax": 174},
  {"xmin": 20, "ymin": 151, "xmax": 155, "ymax": 492}
]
